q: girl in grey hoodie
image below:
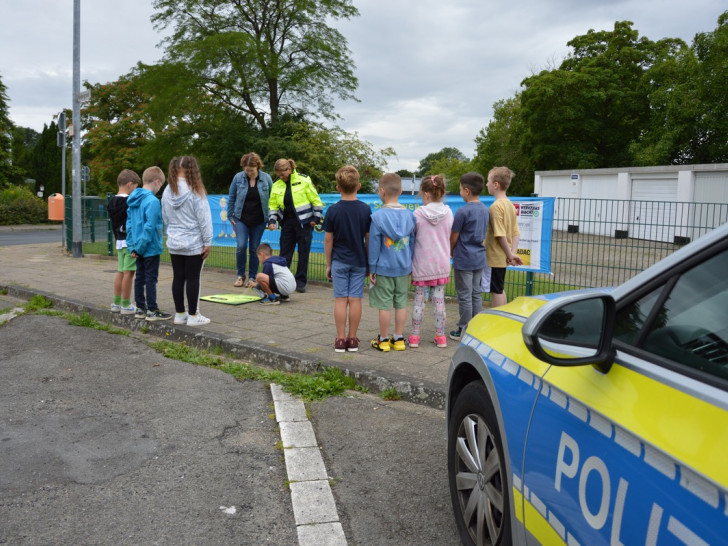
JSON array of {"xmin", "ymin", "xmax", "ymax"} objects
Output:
[{"xmin": 161, "ymin": 156, "xmax": 214, "ymax": 326}]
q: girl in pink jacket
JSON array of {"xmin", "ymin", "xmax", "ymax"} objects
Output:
[{"xmin": 409, "ymin": 175, "xmax": 454, "ymax": 348}]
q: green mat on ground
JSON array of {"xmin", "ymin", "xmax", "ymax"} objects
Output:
[{"xmin": 200, "ymin": 293, "xmax": 262, "ymax": 305}]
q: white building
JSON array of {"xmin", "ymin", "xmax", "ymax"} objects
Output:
[{"xmin": 534, "ymin": 164, "xmax": 728, "ymax": 244}]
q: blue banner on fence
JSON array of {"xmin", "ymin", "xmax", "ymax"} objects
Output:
[{"xmin": 208, "ymin": 194, "xmax": 554, "ymax": 274}]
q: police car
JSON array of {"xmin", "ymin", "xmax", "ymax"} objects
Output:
[{"xmin": 446, "ymin": 221, "xmax": 728, "ymax": 545}]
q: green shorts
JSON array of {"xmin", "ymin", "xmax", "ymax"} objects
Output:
[
  {"xmin": 369, "ymin": 274, "xmax": 410, "ymax": 310},
  {"xmin": 117, "ymin": 247, "xmax": 137, "ymax": 272}
]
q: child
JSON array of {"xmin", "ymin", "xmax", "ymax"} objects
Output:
[
  {"xmin": 107, "ymin": 169, "xmax": 140, "ymax": 315},
  {"xmin": 255, "ymin": 243, "xmax": 296, "ymax": 305},
  {"xmin": 323, "ymin": 165, "xmax": 372, "ymax": 352},
  {"xmin": 126, "ymin": 166, "xmax": 172, "ymax": 321},
  {"xmin": 449, "ymin": 172, "xmax": 489, "ymax": 341},
  {"xmin": 368, "ymin": 173, "xmax": 416, "ymax": 352},
  {"xmin": 485, "ymin": 166, "xmax": 523, "ymax": 307},
  {"xmin": 162, "ymin": 155, "xmax": 214, "ymax": 326},
  {"xmin": 408, "ymin": 175, "xmax": 454, "ymax": 349}
]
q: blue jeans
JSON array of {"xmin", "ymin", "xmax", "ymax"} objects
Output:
[
  {"xmin": 234, "ymin": 220, "xmax": 265, "ymax": 278},
  {"xmin": 454, "ymin": 268, "xmax": 483, "ymax": 329},
  {"xmin": 134, "ymin": 254, "xmax": 160, "ymax": 311}
]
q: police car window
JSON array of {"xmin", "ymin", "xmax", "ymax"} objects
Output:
[
  {"xmin": 639, "ymin": 249, "xmax": 728, "ymax": 381},
  {"xmin": 614, "ymin": 288, "xmax": 662, "ymax": 345}
]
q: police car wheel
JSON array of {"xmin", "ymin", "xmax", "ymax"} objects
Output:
[{"xmin": 448, "ymin": 381, "xmax": 511, "ymax": 546}]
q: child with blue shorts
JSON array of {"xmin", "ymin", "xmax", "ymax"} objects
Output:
[{"xmin": 323, "ymin": 166, "xmax": 372, "ymax": 352}]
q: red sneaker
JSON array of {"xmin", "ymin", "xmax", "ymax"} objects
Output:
[{"xmin": 346, "ymin": 337, "xmax": 360, "ymax": 352}]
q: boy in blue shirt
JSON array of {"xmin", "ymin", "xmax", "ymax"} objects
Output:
[
  {"xmin": 324, "ymin": 165, "xmax": 372, "ymax": 352},
  {"xmin": 126, "ymin": 166, "xmax": 172, "ymax": 321},
  {"xmin": 449, "ymin": 172, "xmax": 489, "ymax": 340},
  {"xmin": 368, "ymin": 173, "xmax": 416, "ymax": 352}
]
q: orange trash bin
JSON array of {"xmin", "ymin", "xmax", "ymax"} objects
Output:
[{"xmin": 48, "ymin": 194, "xmax": 64, "ymax": 221}]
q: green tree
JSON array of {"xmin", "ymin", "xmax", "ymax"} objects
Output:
[
  {"xmin": 0, "ymin": 74, "xmax": 21, "ymax": 187},
  {"xmin": 429, "ymin": 157, "xmax": 474, "ymax": 194},
  {"xmin": 472, "ymin": 94, "xmax": 534, "ymax": 196},
  {"xmin": 30, "ymin": 122, "xmax": 65, "ymax": 196},
  {"xmin": 416, "ymin": 147, "xmax": 468, "ymax": 177},
  {"xmin": 151, "ymin": 0, "xmax": 359, "ymax": 130},
  {"xmin": 520, "ymin": 21, "xmax": 662, "ymax": 170}
]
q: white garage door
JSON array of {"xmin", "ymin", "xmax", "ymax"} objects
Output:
[{"xmin": 630, "ymin": 177, "xmax": 678, "ymax": 242}]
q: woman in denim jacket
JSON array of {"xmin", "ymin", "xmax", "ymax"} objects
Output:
[{"xmin": 227, "ymin": 152, "xmax": 273, "ymax": 287}]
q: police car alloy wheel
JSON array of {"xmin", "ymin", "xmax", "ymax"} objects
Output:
[{"xmin": 448, "ymin": 382, "xmax": 511, "ymax": 546}]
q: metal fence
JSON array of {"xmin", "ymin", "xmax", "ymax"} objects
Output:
[{"xmin": 73, "ymin": 196, "xmax": 728, "ymax": 300}]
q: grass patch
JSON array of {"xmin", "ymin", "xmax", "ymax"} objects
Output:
[
  {"xmin": 149, "ymin": 339, "xmax": 364, "ymax": 401},
  {"xmin": 66, "ymin": 311, "xmax": 130, "ymax": 335},
  {"xmin": 380, "ymin": 386, "xmax": 401, "ymax": 401},
  {"xmin": 24, "ymin": 295, "xmax": 53, "ymax": 311}
]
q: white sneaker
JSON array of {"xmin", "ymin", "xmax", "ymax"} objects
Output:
[
  {"xmin": 174, "ymin": 312, "xmax": 189, "ymax": 325},
  {"xmin": 111, "ymin": 303, "xmax": 121, "ymax": 313},
  {"xmin": 120, "ymin": 304, "xmax": 136, "ymax": 315},
  {"xmin": 186, "ymin": 313, "xmax": 210, "ymax": 326}
]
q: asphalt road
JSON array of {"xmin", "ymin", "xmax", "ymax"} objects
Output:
[
  {"xmin": 0, "ymin": 227, "xmax": 63, "ymax": 246},
  {"xmin": 0, "ymin": 304, "xmax": 460, "ymax": 545}
]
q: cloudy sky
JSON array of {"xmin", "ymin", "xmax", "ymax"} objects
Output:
[{"xmin": 2, "ymin": 0, "xmax": 725, "ymax": 171}]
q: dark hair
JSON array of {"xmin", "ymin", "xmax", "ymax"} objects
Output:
[
  {"xmin": 117, "ymin": 169, "xmax": 140, "ymax": 187},
  {"xmin": 459, "ymin": 172, "xmax": 485, "ymax": 195},
  {"xmin": 419, "ymin": 174, "xmax": 446, "ymax": 201}
]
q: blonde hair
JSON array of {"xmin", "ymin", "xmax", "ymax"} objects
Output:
[
  {"xmin": 142, "ymin": 166, "xmax": 164, "ymax": 187},
  {"xmin": 335, "ymin": 165, "xmax": 360, "ymax": 194},
  {"xmin": 488, "ymin": 166, "xmax": 515, "ymax": 191},
  {"xmin": 168, "ymin": 156, "xmax": 207, "ymax": 197},
  {"xmin": 419, "ymin": 174, "xmax": 446, "ymax": 201},
  {"xmin": 274, "ymin": 158, "xmax": 296, "ymax": 173}
]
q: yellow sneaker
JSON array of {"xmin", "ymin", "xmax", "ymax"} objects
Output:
[
  {"xmin": 371, "ymin": 337, "xmax": 391, "ymax": 352},
  {"xmin": 390, "ymin": 337, "xmax": 406, "ymax": 351}
]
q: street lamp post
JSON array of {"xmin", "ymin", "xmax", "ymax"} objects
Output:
[
  {"xmin": 56, "ymin": 111, "xmax": 67, "ymax": 249},
  {"xmin": 71, "ymin": 0, "xmax": 83, "ymax": 257}
]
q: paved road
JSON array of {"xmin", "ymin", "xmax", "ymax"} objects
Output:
[
  {"xmin": 0, "ymin": 227, "xmax": 63, "ymax": 246},
  {"xmin": 0, "ymin": 300, "xmax": 460, "ymax": 545}
]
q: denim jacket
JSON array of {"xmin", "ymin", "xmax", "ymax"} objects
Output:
[{"xmin": 227, "ymin": 170, "xmax": 273, "ymax": 222}]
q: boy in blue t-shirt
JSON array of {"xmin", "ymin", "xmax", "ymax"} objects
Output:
[
  {"xmin": 323, "ymin": 165, "xmax": 372, "ymax": 352},
  {"xmin": 449, "ymin": 172, "xmax": 490, "ymax": 341}
]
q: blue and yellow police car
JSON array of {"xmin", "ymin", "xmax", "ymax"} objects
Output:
[{"xmin": 446, "ymin": 221, "xmax": 728, "ymax": 545}]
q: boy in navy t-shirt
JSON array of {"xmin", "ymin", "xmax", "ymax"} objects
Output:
[
  {"xmin": 449, "ymin": 172, "xmax": 490, "ymax": 340},
  {"xmin": 323, "ymin": 166, "xmax": 372, "ymax": 352}
]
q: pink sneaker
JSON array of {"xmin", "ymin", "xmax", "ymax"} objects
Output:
[
  {"xmin": 408, "ymin": 335, "xmax": 420, "ymax": 348},
  {"xmin": 434, "ymin": 335, "xmax": 447, "ymax": 348}
]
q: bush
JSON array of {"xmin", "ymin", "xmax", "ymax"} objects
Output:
[{"xmin": 0, "ymin": 185, "xmax": 48, "ymax": 225}]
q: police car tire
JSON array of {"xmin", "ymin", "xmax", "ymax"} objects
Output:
[{"xmin": 447, "ymin": 381, "xmax": 512, "ymax": 546}]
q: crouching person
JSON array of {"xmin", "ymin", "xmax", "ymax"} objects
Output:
[{"xmin": 255, "ymin": 243, "xmax": 296, "ymax": 305}]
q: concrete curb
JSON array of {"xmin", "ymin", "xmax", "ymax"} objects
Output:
[{"xmin": 3, "ymin": 284, "xmax": 447, "ymax": 410}]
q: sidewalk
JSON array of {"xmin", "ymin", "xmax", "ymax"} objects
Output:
[{"xmin": 0, "ymin": 241, "xmax": 475, "ymax": 409}]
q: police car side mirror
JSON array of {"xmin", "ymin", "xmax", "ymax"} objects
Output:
[{"xmin": 523, "ymin": 293, "xmax": 616, "ymax": 372}]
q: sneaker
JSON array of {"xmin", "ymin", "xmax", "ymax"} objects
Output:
[
  {"xmin": 390, "ymin": 337, "xmax": 406, "ymax": 351},
  {"xmin": 434, "ymin": 335, "xmax": 448, "ymax": 348},
  {"xmin": 186, "ymin": 313, "xmax": 211, "ymax": 326},
  {"xmin": 295, "ymin": 285, "xmax": 306, "ymax": 293},
  {"xmin": 259, "ymin": 294, "xmax": 280, "ymax": 305},
  {"xmin": 408, "ymin": 335, "xmax": 420, "ymax": 348},
  {"xmin": 371, "ymin": 337, "xmax": 391, "ymax": 352},
  {"xmin": 111, "ymin": 303, "xmax": 121, "ymax": 313},
  {"xmin": 120, "ymin": 304, "xmax": 136, "ymax": 315},
  {"xmin": 449, "ymin": 327, "xmax": 463, "ymax": 341},
  {"xmin": 278, "ymin": 294, "xmax": 290, "ymax": 302},
  {"xmin": 134, "ymin": 307, "xmax": 148, "ymax": 319},
  {"xmin": 346, "ymin": 337, "xmax": 360, "ymax": 352},
  {"xmin": 174, "ymin": 312, "xmax": 189, "ymax": 325},
  {"xmin": 334, "ymin": 338, "xmax": 347, "ymax": 352},
  {"xmin": 146, "ymin": 309, "xmax": 172, "ymax": 321}
]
